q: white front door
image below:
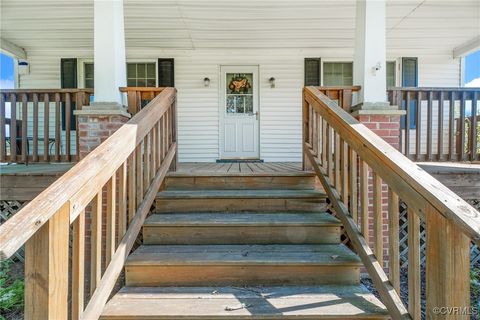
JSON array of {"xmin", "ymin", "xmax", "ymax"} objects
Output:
[{"xmin": 219, "ymin": 66, "xmax": 260, "ymax": 159}]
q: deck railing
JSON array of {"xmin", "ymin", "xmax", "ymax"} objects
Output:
[
  {"xmin": 120, "ymin": 87, "xmax": 165, "ymax": 115},
  {"xmin": 0, "ymin": 88, "xmax": 177, "ymax": 320},
  {"xmin": 0, "ymin": 89, "xmax": 94, "ymax": 163},
  {"xmin": 313, "ymin": 86, "xmax": 361, "ymax": 111},
  {"xmin": 387, "ymin": 87, "xmax": 479, "ymax": 162},
  {"xmin": 303, "ymin": 86, "xmax": 480, "ymax": 319},
  {"xmin": 0, "ymin": 87, "xmax": 165, "ymax": 164}
]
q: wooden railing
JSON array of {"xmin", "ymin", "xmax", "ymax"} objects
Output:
[
  {"xmin": 0, "ymin": 88, "xmax": 177, "ymax": 320},
  {"xmin": 0, "ymin": 89, "xmax": 94, "ymax": 163},
  {"xmin": 120, "ymin": 87, "xmax": 165, "ymax": 115},
  {"xmin": 314, "ymin": 86, "xmax": 361, "ymax": 111},
  {"xmin": 387, "ymin": 87, "xmax": 479, "ymax": 162},
  {"xmin": 303, "ymin": 86, "xmax": 480, "ymax": 320}
]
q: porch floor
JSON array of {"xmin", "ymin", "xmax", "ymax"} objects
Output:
[{"xmin": 174, "ymin": 162, "xmax": 305, "ymax": 176}]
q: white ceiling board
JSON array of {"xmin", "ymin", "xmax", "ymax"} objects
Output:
[{"xmin": 0, "ymin": 0, "xmax": 478, "ymax": 55}]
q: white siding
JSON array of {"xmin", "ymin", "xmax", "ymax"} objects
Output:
[{"xmin": 17, "ymin": 48, "xmax": 463, "ymax": 162}]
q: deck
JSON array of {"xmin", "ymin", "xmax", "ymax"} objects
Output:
[{"xmin": 174, "ymin": 162, "xmax": 305, "ymax": 175}]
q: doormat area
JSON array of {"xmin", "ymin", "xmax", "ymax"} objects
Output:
[{"xmin": 216, "ymin": 159, "xmax": 264, "ymax": 163}]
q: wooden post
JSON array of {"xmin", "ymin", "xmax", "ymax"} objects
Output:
[
  {"xmin": 426, "ymin": 204, "xmax": 470, "ymax": 320},
  {"xmin": 24, "ymin": 203, "xmax": 70, "ymax": 320}
]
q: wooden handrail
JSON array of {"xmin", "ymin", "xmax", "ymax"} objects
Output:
[
  {"xmin": 0, "ymin": 87, "xmax": 177, "ymax": 320},
  {"xmin": 0, "ymin": 89, "xmax": 94, "ymax": 163},
  {"xmin": 387, "ymin": 87, "xmax": 479, "ymax": 162},
  {"xmin": 303, "ymin": 86, "xmax": 479, "ymax": 319}
]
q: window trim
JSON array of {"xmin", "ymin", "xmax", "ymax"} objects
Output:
[
  {"xmin": 77, "ymin": 59, "xmax": 159, "ymax": 88},
  {"xmin": 321, "ymin": 59, "xmax": 354, "ymax": 86}
]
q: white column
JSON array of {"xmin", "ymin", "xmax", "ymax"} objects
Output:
[
  {"xmin": 94, "ymin": 0, "xmax": 127, "ymax": 105},
  {"xmin": 353, "ymin": 0, "xmax": 387, "ymax": 105}
]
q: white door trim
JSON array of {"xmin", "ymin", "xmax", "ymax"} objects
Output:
[{"xmin": 219, "ymin": 65, "xmax": 260, "ymax": 160}]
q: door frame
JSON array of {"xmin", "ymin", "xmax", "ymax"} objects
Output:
[{"xmin": 218, "ymin": 65, "xmax": 260, "ymax": 160}]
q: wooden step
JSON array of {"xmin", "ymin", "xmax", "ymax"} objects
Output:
[
  {"xmin": 143, "ymin": 213, "xmax": 341, "ymax": 245},
  {"xmin": 164, "ymin": 173, "xmax": 318, "ymax": 190},
  {"xmin": 101, "ymin": 285, "xmax": 389, "ymax": 320},
  {"xmin": 155, "ymin": 190, "xmax": 327, "ymax": 213},
  {"xmin": 125, "ymin": 244, "xmax": 361, "ymax": 287}
]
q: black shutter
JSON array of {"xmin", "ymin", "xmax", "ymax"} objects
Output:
[
  {"xmin": 401, "ymin": 58, "xmax": 418, "ymax": 129},
  {"xmin": 60, "ymin": 58, "xmax": 77, "ymax": 130},
  {"xmin": 304, "ymin": 58, "xmax": 321, "ymax": 86},
  {"xmin": 158, "ymin": 58, "xmax": 174, "ymax": 87}
]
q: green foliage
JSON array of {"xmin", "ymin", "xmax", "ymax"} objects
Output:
[
  {"xmin": 472, "ymin": 268, "xmax": 480, "ymax": 307},
  {"xmin": 0, "ymin": 260, "xmax": 24, "ymax": 318}
]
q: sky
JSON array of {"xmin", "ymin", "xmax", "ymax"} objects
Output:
[
  {"xmin": 0, "ymin": 50, "xmax": 479, "ymax": 88},
  {"xmin": 465, "ymin": 50, "xmax": 480, "ymax": 87}
]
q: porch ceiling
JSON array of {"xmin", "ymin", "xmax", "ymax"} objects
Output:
[{"xmin": 0, "ymin": 0, "xmax": 479, "ymax": 56}]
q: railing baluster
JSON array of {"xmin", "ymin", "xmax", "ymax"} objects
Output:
[
  {"xmin": 136, "ymin": 144, "xmax": 143, "ymax": 204},
  {"xmin": 106, "ymin": 176, "xmax": 116, "ymax": 264},
  {"xmin": 43, "ymin": 93, "xmax": 50, "ymax": 162},
  {"xmin": 321, "ymin": 119, "xmax": 327, "ymax": 168},
  {"xmin": 90, "ymin": 192, "xmax": 102, "ymax": 295},
  {"xmin": 9, "ymin": 93, "xmax": 17, "ymax": 161},
  {"xmin": 426, "ymin": 91, "xmax": 433, "ymax": 160},
  {"xmin": 334, "ymin": 133, "xmax": 340, "ymax": 189},
  {"xmin": 65, "ymin": 92, "xmax": 72, "ymax": 162},
  {"xmin": 359, "ymin": 160, "xmax": 369, "ymax": 240},
  {"xmin": 388, "ymin": 188, "xmax": 400, "ymax": 293},
  {"xmin": 341, "ymin": 139, "xmax": 348, "ymax": 205},
  {"xmin": 144, "ymin": 135, "xmax": 150, "ymax": 190},
  {"xmin": 437, "ymin": 91, "xmax": 444, "ymax": 160},
  {"xmin": 327, "ymin": 125, "xmax": 333, "ymax": 181},
  {"xmin": 405, "ymin": 91, "xmax": 411, "ymax": 158},
  {"xmin": 33, "ymin": 93, "xmax": 39, "ymax": 161},
  {"xmin": 0, "ymin": 93, "xmax": 5, "ymax": 161},
  {"xmin": 21, "ymin": 93, "xmax": 28, "ymax": 162},
  {"xmin": 55, "ymin": 93, "xmax": 61, "ymax": 161},
  {"xmin": 373, "ymin": 172, "xmax": 383, "ymax": 267},
  {"xmin": 407, "ymin": 207, "xmax": 421, "ymax": 319},
  {"xmin": 128, "ymin": 153, "xmax": 136, "ymax": 224},
  {"xmin": 349, "ymin": 148, "xmax": 358, "ymax": 223},
  {"xmin": 72, "ymin": 209, "xmax": 85, "ymax": 320},
  {"xmin": 415, "ymin": 91, "xmax": 422, "ymax": 161},
  {"xmin": 449, "ymin": 91, "xmax": 455, "ymax": 160},
  {"xmin": 471, "ymin": 91, "xmax": 478, "ymax": 161},
  {"xmin": 118, "ymin": 161, "xmax": 127, "ymax": 241},
  {"xmin": 150, "ymin": 127, "xmax": 156, "ymax": 179},
  {"xmin": 459, "ymin": 91, "xmax": 466, "ymax": 161}
]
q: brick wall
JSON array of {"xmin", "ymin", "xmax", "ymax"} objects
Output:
[{"xmin": 355, "ymin": 113, "xmax": 401, "ymax": 270}]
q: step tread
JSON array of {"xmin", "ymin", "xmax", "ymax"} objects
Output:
[
  {"xmin": 167, "ymin": 171, "xmax": 317, "ymax": 177},
  {"xmin": 144, "ymin": 212, "xmax": 341, "ymax": 227},
  {"xmin": 126, "ymin": 244, "xmax": 361, "ymax": 266},
  {"xmin": 156, "ymin": 189, "xmax": 326, "ymax": 199},
  {"xmin": 101, "ymin": 285, "xmax": 389, "ymax": 319}
]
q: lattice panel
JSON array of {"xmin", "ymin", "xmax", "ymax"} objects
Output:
[
  {"xmin": 399, "ymin": 200, "xmax": 480, "ymax": 268},
  {"xmin": 0, "ymin": 200, "xmax": 28, "ymax": 262}
]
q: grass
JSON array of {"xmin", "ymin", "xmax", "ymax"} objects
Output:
[{"xmin": 0, "ymin": 260, "xmax": 24, "ymax": 320}]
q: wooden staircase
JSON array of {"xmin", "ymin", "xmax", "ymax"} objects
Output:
[{"xmin": 101, "ymin": 170, "xmax": 389, "ymax": 319}]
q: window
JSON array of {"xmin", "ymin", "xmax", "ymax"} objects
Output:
[
  {"xmin": 304, "ymin": 58, "xmax": 321, "ymax": 86},
  {"xmin": 323, "ymin": 62, "xmax": 353, "ymax": 86},
  {"xmin": 127, "ymin": 63, "xmax": 156, "ymax": 87},
  {"xmin": 60, "ymin": 58, "xmax": 78, "ymax": 130},
  {"xmin": 225, "ymin": 73, "xmax": 253, "ymax": 114},
  {"xmin": 386, "ymin": 61, "xmax": 396, "ymax": 87},
  {"xmin": 84, "ymin": 63, "xmax": 94, "ymax": 88},
  {"xmin": 83, "ymin": 62, "xmax": 158, "ymax": 88}
]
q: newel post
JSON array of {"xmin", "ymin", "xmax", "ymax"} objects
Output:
[
  {"xmin": 425, "ymin": 204, "xmax": 470, "ymax": 319},
  {"xmin": 24, "ymin": 203, "xmax": 70, "ymax": 320}
]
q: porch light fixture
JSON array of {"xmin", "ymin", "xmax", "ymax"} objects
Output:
[
  {"xmin": 204, "ymin": 77, "xmax": 210, "ymax": 87},
  {"xmin": 372, "ymin": 62, "xmax": 382, "ymax": 75},
  {"xmin": 269, "ymin": 77, "xmax": 276, "ymax": 88}
]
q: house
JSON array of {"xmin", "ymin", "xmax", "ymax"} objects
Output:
[{"xmin": 0, "ymin": 0, "xmax": 479, "ymax": 319}]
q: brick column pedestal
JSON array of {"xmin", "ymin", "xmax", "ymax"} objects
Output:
[
  {"xmin": 351, "ymin": 105, "xmax": 405, "ymax": 270},
  {"xmin": 74, "ymin": 104, "xmax": 130, "ymax": 289}
]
